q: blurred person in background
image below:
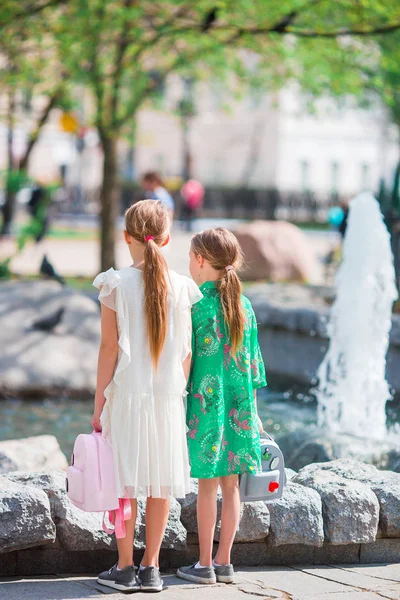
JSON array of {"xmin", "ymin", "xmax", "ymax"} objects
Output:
[
  {"xmin": 141, "ymin": 171, "xmax": 175, "ymax": 219},
  {"xmin": 181, "ymin": 178, "xmax": 204, "ymax": 232},
  {"xmin": 28, "ymin": 181, "xmax": 51, "ymax": 243}
]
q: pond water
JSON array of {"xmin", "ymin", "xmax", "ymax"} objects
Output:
[{"xmin": 1, "ymin": 374, "xmax": 399, "ymax": 459}]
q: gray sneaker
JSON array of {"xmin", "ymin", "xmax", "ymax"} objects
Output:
[
  {"xmin": 138, "ymin": 566, "xmax": 164, "ymax": 592},
  {"xmin": 214, "ymin": 563, "xmax": 235, "ymax": 584},
  {"xmin": 176, "ymin": 563, "xmax": 217, "ymax": 585},
  {"xmin": 97, "ymin": 563, "xmax": 140, "ymax": 592}
]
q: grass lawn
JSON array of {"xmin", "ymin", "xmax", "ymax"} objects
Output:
[{"xmin": 48, "ymin": 227, "xmax": 97, "ymax": 241}]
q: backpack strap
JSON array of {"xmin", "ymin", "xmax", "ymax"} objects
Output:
[{"xmin": 102, "ymin": 498, "xmax": 132, "ymax": 539}]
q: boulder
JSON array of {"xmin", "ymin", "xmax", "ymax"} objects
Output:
[
  {"xmin": 5, "ymin": 471, "xmax": 115, "ymax": 551},
  {"xmin": 178, "ymin": 480, "xmax": 269, "ymax": 543},
  {"xmin": 0, "ymin": 280, "xmax": 100, "ymax": 396},
  {"xmin": 0, "ymin": 436, "xmax": 68, "ymax": 474},
  {"xmin": 177, "ymin": 479, "xmax": 199, "ymax": 535},
  {"xmin": 268, "ymin": 482, "xmax": 324, "ymax": 547},
  {"xmin": 135, "ymin": 498, "xmax": 186, "ymax": 551},
  {"xmin": 277, "ymin": 429, "xmax": 399, "ymax": 472},
  {"xmin": 234, "ymin": 221, "xmax": 322, "ymax": 284},
  {"xmin": 0, "ymin": 477, "xmax": 55, "ymax": 552},
  {"xmin": 300, "ymin": 459, "xmax": 400, "ymax": 538},
  {"xmin": 6, "ymin": 471, "xmax": 186, "ymax": 552},
  {"xmin": 215, "ymin": 502, "xmax": 270, "ymax": 543},
  {"xmin": 284, "ymin": 468, "xmax": 297, "ymax": 482},
  {"xmin": 293, "ymin": 468, "xmax": 379, "ymax": 544}
]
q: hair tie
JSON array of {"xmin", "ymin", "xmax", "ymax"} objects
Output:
[
  {"xmin": 225, "ymin": 265, "xmax": 234, "ymax": 272},
  {"xmin": 145, "ymin": 235, "xmax": 154, "ymax": 242}
]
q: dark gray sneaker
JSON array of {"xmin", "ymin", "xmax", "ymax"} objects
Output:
[
  {"xmin": 176, "ymin": 563, "xmax": 217, "ymax": 585},
  {"xmin": 138, "ymin": 566, "xmax": 164, "ymax": 592},
  {"xmin": 97, "ymin": 563, "xmax": 140, "ymax": 592},
  {"xmin": 214, "ymin": 563, "xmax": 235, "ymax": 584}
]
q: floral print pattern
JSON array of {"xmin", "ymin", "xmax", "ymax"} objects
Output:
[{"xmin": 187, "ymin": 281, "xmax": 267, "ymax": 478}]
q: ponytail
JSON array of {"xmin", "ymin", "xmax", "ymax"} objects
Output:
[
  {"xmin": 125, "ymin": 199, "xmax": 170, "ymax": 369},
  {"xmin": 217, "ymin": 269, "xmax": 245, "ymax": 355},
  {"xmin": 143, "ymin": 238, "xmax": 168, "ymax": 368},
  {"xmin": 191, "ymin": 227, "xmax": 245, "ymax": 355}
]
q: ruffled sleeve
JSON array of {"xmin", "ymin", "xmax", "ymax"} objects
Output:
[
  {"xmin": 186, "ymin": 277, "xmax": 203, "ymax": 307},
  {"xmin": 93, "ymin": 268, "xmax": 121, "ymax": 312},
  {"xmin": 93, "ymin": 268, "xmax": 131, "ymax": 440}
]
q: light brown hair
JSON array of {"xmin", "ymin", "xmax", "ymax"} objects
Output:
[
  {"xmin": 142, "ymin": 171, "xmax": 163, "ymax": 187},
  {"xmin": 125, "ymin": 200, "xmax": 170, "ymax": 367},
  {"xmin": 191, "ymin": 228, "xmax": 245, "ymax": 354}
]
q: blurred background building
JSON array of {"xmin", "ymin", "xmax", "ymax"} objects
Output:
[{"xmin": 1, "ymin": 77, "xmax": 398, "ymax": 216}]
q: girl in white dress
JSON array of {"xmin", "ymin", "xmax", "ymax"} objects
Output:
[{"xmin": 91, "ymin": 200, "xmax": 202, "ymax": 593}]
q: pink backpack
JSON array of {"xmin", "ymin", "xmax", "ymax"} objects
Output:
[{"xmin": 66, "ymin": 431, "xmax": 131, "ymax": 538}]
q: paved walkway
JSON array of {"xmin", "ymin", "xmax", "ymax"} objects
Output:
[
  {"xmin": 0, "ymin": 224, "xmax": 336, "ymax": 280},
  {"xmin": 1, "ymin": 565, "xmax": 400, "ymax": 600}
]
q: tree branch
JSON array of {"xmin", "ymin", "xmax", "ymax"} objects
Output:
[
  {"xmin": 19, "ymin": 85, "xmax": 64, "ymax": 171},
  {"xmin": 0, "ymin": 0, "xmax": 67, "ymax": 28}
]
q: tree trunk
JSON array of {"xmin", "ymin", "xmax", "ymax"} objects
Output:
[
  {"xmin": 99, "ymin": 135, "xmax": 119, "ymax": 271},
  {"xmin": 181, "ymin": 115, "xmax": 192, "ymax": 181},
  {"xmin": 1, "ymin": 91, "xmax": 16, "ymax": 235}
]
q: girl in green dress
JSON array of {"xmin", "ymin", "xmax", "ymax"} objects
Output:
[{"xmin": 177, "ymin": 228, "xmax": 266, "ymax": 586}]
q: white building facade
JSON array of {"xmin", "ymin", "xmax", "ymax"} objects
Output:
[{"xmin": 1, "ymin": 79, "xmax": 398, "ymax": 202}]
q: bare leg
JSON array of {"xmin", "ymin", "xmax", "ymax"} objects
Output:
[
  {"xmin": 197, "ymin": 478, "xmax": 219, "ymax": 567},
  {"xmin": 117, "ymin": 499, "xmax": 138, "ymax": 569},
  {"xmin": 141, "ymin": 497, "xmax": 170, "ymax": 568},
  {"xmin": 214, "ymin": 475, "xmax": 240, "ymax": 565}
]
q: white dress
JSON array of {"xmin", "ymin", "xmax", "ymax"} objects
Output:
[{"xmin": 93, "ymin": 266, "xmax": 202, "ymax": 499}]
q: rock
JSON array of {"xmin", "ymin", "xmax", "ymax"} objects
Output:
[
  {"xmin": 177, "ymin": 479, "xmax": 198, "ymax": 535},
  {"xmin": 277, "ymin": 429, "xmax": 399, "ymax": 472},
  {"xmin": 0, "ymin": 436, "xmax": 68, "ymax": 474},
  {"xmin": 179, "ymin": 480, "xmax": 269, "ymax": 543},
  {"xmin": 135, "ymin": 498, "xmax": 186, "ymax": 551},
  {"xmin": 234, "ymin": 221, "xmax": 322, "ymax": 284},
  {"xmin": 5, "ymin": 471, "xmax": 115, "ymax": 551},
  {"xmin": 374, "ymin": 482, "xmax": 400, "ymax": 538},
  {"xmin": 0, "ymin": 281, "xmax": 100, "ymax": 396},
  {"xmin": 0, "ymin": 477, "xmax": 55, "ymax": 552},
  {"xmin": 214, "ymin": 502, "xmax": 270, "ymax": 543},
  {"xmin": 293, "ymin": 468, "xmax": 379, "ymax": 544},
  {"xmin": 300, "ymin": 459, "xmax": 400, "ymax": 538},
  {"xmin": 178, "ymin": 479, "xmax": 223, "ymax": 537},
  {"xmin": 236, "ymin": 502, "xmax": 270, "ymax": 542},
  {"xmin": 284, "ymin": 468, "xmax": 297, "ymax": 481},
  {"xmin": 268, "ymin": 482, "xmax": 324, "ymax": 547},
  {"xmin": 6, "ymin": 470, "xmax": 187, "ymax": 552}
]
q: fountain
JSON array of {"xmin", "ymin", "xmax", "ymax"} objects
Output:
[{"xmin": 316, "ymin": 192, "xmax": 398, "ymax": 439}]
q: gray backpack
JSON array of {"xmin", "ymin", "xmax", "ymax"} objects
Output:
[{"xmin": 239, "ymin": 431, "xmax": 286, "ymax": 502}]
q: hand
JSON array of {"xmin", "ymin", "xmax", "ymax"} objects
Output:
[
  {"xmin": 257, "ymin": 415, "xmax": 264, "ymax": 434},
  {"xmin": 91, "ymin": 412, "xmax": 102, "ymax": 432}
]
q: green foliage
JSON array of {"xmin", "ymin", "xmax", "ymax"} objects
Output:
[
  {"xmin": 47, "ymin": 0, "xmax": 400, "ymax": 138},
  {"xmin": 0, "ymin": 257, "xmax": 12, "ymax": 280},
  {"xmin": 1, "ymin": 169, "xmax": 30, "ymax": 195}
]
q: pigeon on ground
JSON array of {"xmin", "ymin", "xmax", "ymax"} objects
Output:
[
  {"xmin": 40, "ymin": 255, "xmax": 65, "ymax": 285},
  {"xmin": 31, "ymin": 307, "xmax": 65, "ymax": 333},
  {"xmin": 201, "ymin": 7, "xmax": 218, "ymax": 32}
]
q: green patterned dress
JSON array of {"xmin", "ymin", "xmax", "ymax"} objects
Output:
[{"xmin": 187, "ymin": 281, "xmax": 267, "ymax": 479}]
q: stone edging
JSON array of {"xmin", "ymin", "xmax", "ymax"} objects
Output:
[{"xmin": 1, "ymin": 458, "xmax": 399, "ymax": 576}]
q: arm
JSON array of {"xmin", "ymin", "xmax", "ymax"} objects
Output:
[{"xmin": 91, "ymin": 303, "xmax": 119, "ymax": 431}]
